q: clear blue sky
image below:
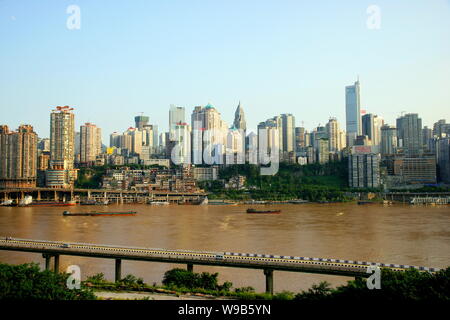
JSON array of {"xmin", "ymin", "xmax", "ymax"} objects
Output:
[{"xmin": 1, "ymin": 0, "xmax": 449, "ymax": 142}]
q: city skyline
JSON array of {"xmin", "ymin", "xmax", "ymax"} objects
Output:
[{"xmin": 1, "ymin": 1, "xmax": 449, "ymax": 142}]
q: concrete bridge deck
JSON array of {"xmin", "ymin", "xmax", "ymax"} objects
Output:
[{"xmin": 0, "ymin": 237, "xmax": 440, "ymax": 294}]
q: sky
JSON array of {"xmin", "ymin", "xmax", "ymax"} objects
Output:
[{"xmin": 1, "ymin": 0, "xmax": 449, "ymax": 142}]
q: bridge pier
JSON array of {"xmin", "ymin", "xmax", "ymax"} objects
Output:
[
  {"xmin": 115, "ymin": 259, "xmax": 122, "ymax": 282},
  {"xmin": 187, "ymin": 263, "xmax": 193, "ymax": 273},
  {"xmin": 54, "ymin": 254, "xmax": 60, "ymax": 273},
  {"xmin": 43, "ymin": 254, "xmax": 51, "ymax": 271},
  {"xmin": 264, "ymin": 269, "xmax": 274, "ymax": 295}
]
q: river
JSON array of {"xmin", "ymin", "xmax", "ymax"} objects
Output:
[{"xmin": 0, "ymin": 203, "xmax": 449, "ymax": 293}]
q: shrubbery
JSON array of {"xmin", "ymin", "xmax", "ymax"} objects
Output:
[
  {"xmin": 0, "ymin": 263, "xmax": 96, "ymax": 300},
  {"xmin": 162, "ymin": 268, "xmax": 232, "ymax": 291},
  {"xmin": 295, "ymin": 267, "xmax": 450, "ymax": 303}
]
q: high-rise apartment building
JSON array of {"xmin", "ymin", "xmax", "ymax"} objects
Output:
[
  {"xmin": 362, "ymin": 114, "xmax": 384, "ymax": 147},
  {"xmin": 348, "ymin": 149, "xmax": 380, "ymax": 188},
  {"xmin": 345, "ymin": 79, "xmax": 361, "ymax": 136},
  {"xmin": 326, "ymin": 118, "xmax": 340, "ymax": 152},
  {"xmin": 396, "ymin": 113, "xmax": 423, "ymax": 156},
  {"xmin": 436, "ymin": 138, "xmax": 450, "ymax": 183},
  {"xmin": 80, "ymin": 123, "xmax": 102, "ymax": 165},
  {"xmin": 281, "ymin": 113, "xmax": 295, "ymax": 153},
  {"xmin": 316, "ymin": 138, "xmax": 329, "ymax": 164},
  {"xmin": 47, "ymin": 106, "xmax": 76, "ymax": 188},
  {"xmin": 294, "ymin": 127, "xmax": 306, "ymax": 151},
  {"xmin": 0, "ymin": 125, "xmax": 38, "ymax": 188},
  {"xmin": 110, "ymin": 132, "xmax": 121, "ymax": 148},
  {"xmin": 191, "ymin": 104, "xmax": 228, "ymax": 164},
  {"xmin": 380, "ymin": 125, "xmax": 397, "ymax": 156}
]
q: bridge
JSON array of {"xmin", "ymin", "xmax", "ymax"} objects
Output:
[{"xmin": 0, "ymin": 237, "xmax": 440, "ymax": 294}]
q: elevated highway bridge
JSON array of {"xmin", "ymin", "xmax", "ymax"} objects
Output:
[{"xmin": 0, "ymin": 237, "xmax": 440, "ymax": 294}]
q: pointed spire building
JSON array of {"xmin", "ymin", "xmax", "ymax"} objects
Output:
[{"xmin": 233, "ymin": 101, "xmax": 247, "ymax": 131}]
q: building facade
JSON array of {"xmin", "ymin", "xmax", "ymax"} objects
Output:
[{"xmin": 0, "ymin": 125, "xmax": 38, "ymax": 188}]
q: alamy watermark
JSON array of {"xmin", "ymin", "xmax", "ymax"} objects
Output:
[
  {"xmin": 66, "ymin": 5, "xmax": 81, "ymax": 30},
  {"xmin": 66, "ymin": 265, "xmax": 81, "ymax": 290},
  {"xmin": 170, "ymin": 121, "xmax": 280, "ymax": 175},
  {"xmin": 366, "ymin": 5, "xmax": 381, "ymax": 30},
  {"xmin": 366, "ymin": 266, "xmax": 381, "ymax": 289}
]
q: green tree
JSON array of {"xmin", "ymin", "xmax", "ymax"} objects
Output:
[{"xmin": 0, "ymin": 263, "xmax": 96, "ymax": 300}]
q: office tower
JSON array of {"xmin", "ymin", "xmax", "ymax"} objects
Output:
[
  {"xmin": 326, "ymin": 118, "xmax": 340, "ymax": 152},
  {"xmin": 433, "ymin": 119, "xmax": 450, "ymax": 138},
  {"xmin": 80, "ymin": 123, "xmax": 102, "ymax": 165},
  {"xmin": 396, "ymin": 113, "xmax": 423, "ymax": 156},
  {"xmin": 345, "ymin": 79, "xmax": 361, "ymax": 136},
  {"xmin": 135, "ymin": 115, "xmax": 149, "ymax": 130},
  {"xmin": 436, "ymin": 138, "xmax": 450, "ymax": 183},
  {"xmin": 422, "ymin": 126, "xmax": 433, "ymax": 153},
  {"xmin": 110, "ymin": 132, "xmax": 121, "ymax": 148},
  {"xmin": 170, "ymin": 122, "xmax": 191, "ymax": 165},
  {"xmin": 46, "ymin": 106, "xmax": 76, "ymax": 188},
  {"xmin": 169, "ymin": 105, "xmax": 185, "ymax": 137},
  {"xmin": 316, "ymin": 138, "xmax": 329, "ymax": 164},
  {"xmin": 232, "ymin": 102, "xmax": 246, "ymax": 161},
  {"xmin": 295, "ymin": 127, "xmax": 306, "ymax": 151},
  {"xmin": 281, "ymin": 114, "xmax": 295, "ymax": 153},
  {"xmin": 0, "ymin": 125, "xmax": 37, "ymax": 188},
  {"xmin": 233, "ymin": 101, "xmax": 247, "ymax": 131},
  {"xmin": 380, "ymin": 125, "xmax": 397, "ymax": 156}
]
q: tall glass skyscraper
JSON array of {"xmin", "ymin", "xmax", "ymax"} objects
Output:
[{"xmin": 345, "ymin": 79, "xmax": 361, "ymax": 135}]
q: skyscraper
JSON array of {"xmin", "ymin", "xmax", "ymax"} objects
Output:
[
  {"xmin": 0, "ymin": 125, "xmax": 38, "ymax": 189},
  {"xmin": 169, "ymin": 105, "xmax": 185, "ymax": 138},
  {"xmin": 326, "ymin": 117, "xmax": 340, "ymax": 152},
  {"xmin": 380, "ymin": 125, "xmax": 397, "ymax": 156},
  {"xmin": 345, "ymin": 79, "xmax": 361, "ymax": 138},
  {"xmin": 134, "ymin": 115, "xmax": 149, "ymax": 130},
  {"xmin": 396, "ymin": 113, "xmax": 423, "ymax": 156},
  {"xmin": 281, "ymin": 113, "xmax": 295, "ymax": 153},
  {"xmin": 191, "ymin": 103, "xmax": 228, "ymax": 164},
  {"xmin": 47, "ymin": 106, "xmax": 76, "ymax": 188},
  {"xmin": 362, "ymin": 113, "xmax": 384, "ymax": 147},
  {"xmin": 295, "ymin": 127, "xmax": 306, "ymax": 152},
  {"xmin": 233, "ymin": 101, "xmax": 246, "ymax": 131},
  {"xmin": 170, "ymin": 122, "xmax": 191, "ymax": 165},
  {"xmin": 80, "ymin": 123, "xmax": 102, "ymax": 165}
]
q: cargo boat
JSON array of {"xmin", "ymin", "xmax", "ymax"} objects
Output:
[
  {"xmin": 246, "ymin": 208, "xmax": 281, "ymax": 214},
  {"xmin": 63, "ymin": 211, "xmax": 137, "ymax": 216}
]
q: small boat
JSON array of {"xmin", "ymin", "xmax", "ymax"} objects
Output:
[
  {"xmin": 18, "ymin": 196, "xmax": 33, "ymax": 207},
  {"xmin": 63, "ymin": 211, "xmax": 137, "ymax": 216},
  {"xmin": 246, "ymin": 208, "xmax": 281, "ymax": 214},
  {"xmin": 0, "ymin": 199, "xmax": 14, "ymax": 206},
  {"xmin": 208, "ymin": 200, "xmax": 238, "ymax": 205},
  {"xmin": 150, "ymin": 201, "xmax": 170, "ymax": 205},
  {"xmin": 357, "ymin": 201, "xmax": 377, "ymax": 205}
]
